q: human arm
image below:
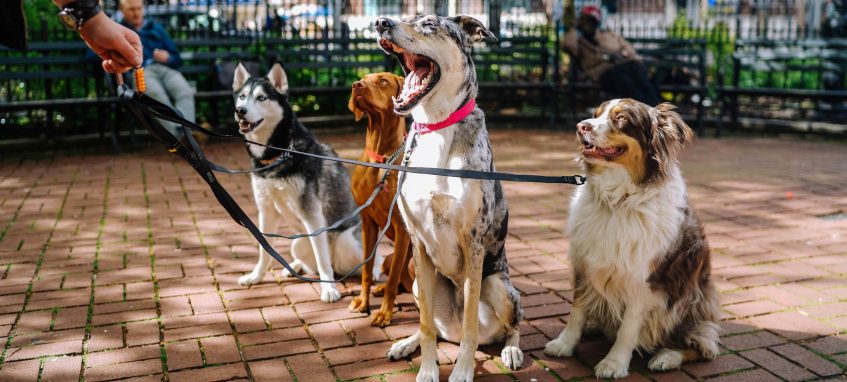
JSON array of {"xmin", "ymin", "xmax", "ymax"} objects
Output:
[
  {"xmin": 53, "ymin": 1, "xmax": 142, "ymax": 73},
  {"xmin": 616, "ymin": 33, "xmax": 641, "ymax": 61},
  {"xmin": 562, "ymin": 29, "xmax": 579, "ymax": 57},
  {"xmin": 156, "ymin": 24, "xmax": 182, "ymax": 68}
]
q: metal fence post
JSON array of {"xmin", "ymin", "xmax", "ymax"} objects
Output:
[
  {"xmin": 487, "ymin": 0, "xmax": 501, "ymax": 39},
  {"xmin": 551, "ymin": 18, "xmax": 561, "ymax": 127},
  {"xmin": 435, "ymin": 0, "xmax": 448, "ymax": 16}
]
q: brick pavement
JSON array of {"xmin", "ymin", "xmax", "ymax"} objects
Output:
[{"xmin": 0, "ymin": 130, "xmax": 845, "ymax": 381}]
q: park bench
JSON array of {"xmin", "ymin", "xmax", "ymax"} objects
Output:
[
  {"xmin": 718, "ymin": 38, "xmax": 847, "ymax": 134},
  {"xmin": 564, "ymin": 37, "xmax": 708, "ymax": 134},
  {"xmin": 0, "ymin": 41, "xmax": 117, "ymax": 146},
  {"xmin": 474, "ymin": 35, "xmax": 553, "ymax": 121},
  {"xmin": 260, "ymin": 35, "xmax": 553, "ymax": 123},
  {"xmin": 173, "ymin": 37, "xmax": 260, "ymax": 127},
  {"xmin": 260, "ymin": 36, "xmax": 396, "ymax": 123}
]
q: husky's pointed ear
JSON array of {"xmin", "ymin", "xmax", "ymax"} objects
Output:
[
  {"xmin": 451, "ymin": 15, "xmax": 497, "ymax": 43},
  {"xmin": 233, "ymin": 62, "xmax": 250, "ymax": 91},
  {"xmin": 267, "ymin": 63, "xmax": 289, "ymax": 95}
]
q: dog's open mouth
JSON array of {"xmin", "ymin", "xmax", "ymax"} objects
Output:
[
  {"xmin": 379, "ymin": 39, "xmax": 440, "ymax": 112},
  {"xmin": 581, "ymin": 139, "xmax": 627, "ymax": 160},
  {"xmin": 237, "ymin": 118, "xmax": 263, "ymax": 134}
]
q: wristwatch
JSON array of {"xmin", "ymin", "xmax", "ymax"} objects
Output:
[{"xmin": 58, "ymin": 0, "xmax": 102, "ymax": 31}]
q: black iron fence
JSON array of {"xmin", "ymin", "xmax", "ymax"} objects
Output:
[{"xmin": 2, "ymin": 0, "xmax": 846, "ymax": 145}]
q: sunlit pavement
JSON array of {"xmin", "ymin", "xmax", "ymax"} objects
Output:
[{"xmin": 1, "ymin": 129, "xmax": 845, "ymax": 381}]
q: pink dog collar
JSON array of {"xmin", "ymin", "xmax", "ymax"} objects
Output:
[{"xmin": 412, "ymin": 99, "xmax": 476, "ymax": 135}]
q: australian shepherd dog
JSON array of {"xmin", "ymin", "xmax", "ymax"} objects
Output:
[{"xmin": 545, "ymin": 99, "xmax": 720, "ymax": 379}]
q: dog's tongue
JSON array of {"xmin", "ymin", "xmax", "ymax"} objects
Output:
[
  {"xmin": 598, "ymin": 146, "xmax": 622, "ymax": 155},
  {"xmin": 585, "ymin": 145, "xmax": 623, "ymax": 156}
]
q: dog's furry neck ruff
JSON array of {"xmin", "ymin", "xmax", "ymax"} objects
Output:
[
  {"xmin": 412, "ymin": 98, "xmax": 476, "ymax": 134},
  {"xmin": 247, "ymin": 103, "xmax": 295, "ymax": 166}
]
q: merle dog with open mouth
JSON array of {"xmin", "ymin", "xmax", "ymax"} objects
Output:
[{"xmin": 375, "ymin": 15, "xmax": 524, "ymax": 382}]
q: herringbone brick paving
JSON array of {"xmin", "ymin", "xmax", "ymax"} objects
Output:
[{"xmin": 0, "ymin": 130, "xmax": 845, "ymax": 381}]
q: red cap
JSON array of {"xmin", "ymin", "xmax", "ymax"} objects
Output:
[{"xmin": 581, "ymin": 5, "xmax": 602, "ymax": 22}]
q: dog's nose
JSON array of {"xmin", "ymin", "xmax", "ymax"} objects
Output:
[
  {"xmin": 354, "ymin": 80, "xmax": 365, "ymax": 88},
  {"xmin": 375, "ymin": 18, "xmax": 395, "ymax": 33},
  {"xmin": 236, "ymin": 107, "xmax": 247, "ymax": 116},
  {"xmin": 577, "ymin": 122, "xmax": 593, "ymax": 134}
]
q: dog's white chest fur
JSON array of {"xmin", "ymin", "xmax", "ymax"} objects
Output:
[
  {"xmin": 400, "ymin": 129, "xmax": 481, "ymax": 278},
  {"xmin": 569, "ymin": 167, "xmax": 686, "ymax": 304},
  {"xmin": 251, "ymin": 174, "xmax": 307, "ymax": 230}
]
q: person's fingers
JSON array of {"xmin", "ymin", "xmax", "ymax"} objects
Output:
[
  {"xmin": 109, "ymin": 53, "xmax": 135, "ymax": 69},
  {"xmin": 124, "ymin": 31, "xmax": 143, "ymax": 67},
  {"xmin": 102, "ymin": 60, "xmax": 132, "ymax": 74},
  {"xmin": 102, "ymin": 60, "xmax": 115, "ymax": 73},
  {"xmin": 113, "ymin": 33, "xmax": 143, "ymax": 68}
]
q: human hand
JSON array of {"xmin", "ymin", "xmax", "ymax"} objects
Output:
[
  {"xmin": 79, "ymin": 12, "xmax": 142, "ymax": 73},
  {"xmin": 153, "ymin": 49, "xmax": 170, "ymax": 64}
]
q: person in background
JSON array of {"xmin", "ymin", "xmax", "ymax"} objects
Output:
[
  {"xmin": 563, "ymin": 5, "xmax": 661, "ymax": 106},
  {"xmin": 0, "ymin": 0, "xmax": 142, "ymax": 73},
  {"xmin": 119, "ymin": 0, "xmax": 196, "ymax": 136}
]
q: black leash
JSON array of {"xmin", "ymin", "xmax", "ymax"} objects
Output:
[
  {"xmin": 119, "ymin": 83, "xmax": 411, "ymax": 283},
  {"xmin": 256, "ymin": 144, "xmax": 405, "ymax": 241},
  {"xmin": 116, "ymin": 80, "xmax": 586, "ymax": 284},
  {"xmin": 125, "ymin": 89, "xmax": 586, "ymax": 186}
]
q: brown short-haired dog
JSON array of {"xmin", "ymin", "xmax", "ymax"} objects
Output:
[{"xmin": 347, "ymin": 72, "xmax": 414, "ymax": 327}]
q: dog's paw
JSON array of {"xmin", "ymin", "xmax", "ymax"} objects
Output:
[
  {"xmin": 544, "ymin": 338, "xmax": 576, "ymax": 358},
  {"xmin": 501, "ymin": 345, "xmax": 524, "ymax": 370},
  {"xmin": 280, "ymin": 260, "xmax": 303, "ymax": 279},
  {"xmin": 648, "ymin": 349, "xmax": 684, "ymax": 371},
  {"xmin": 448, "ymin": 359, "xmax": 475, "ymax": 382},
  {"xmin": 594, "ymin": 357, "xmax": 629, "ymax": 379},
  {"xmin": 349, "ymin": 295, "xmax": 369, "ymax": 313},
  {"xmin": 238, "ymin": 272, "xmax": 263, "ymax": 286},
  {"xmin": 387, "ymin": 336, "xmax": 419, "ymax": 360},
  {"xmin": 692, "ymin": 337, "xmax": 720, "ymax": 360},
  {"xmin": 416, "ymin": 363, "xmax": 439, "ymax": 382},
  {"xmin": 320, "ymin": 286, "xmax": 341, "ymax": 303},
  {"xmin": 370, "ymin": 308, "xmax": 393, "ymax": 327}
]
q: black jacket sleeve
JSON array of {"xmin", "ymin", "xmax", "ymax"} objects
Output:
[{"xmin": 0, "ymin": 0, "xmax": 28, "ymax": 50}]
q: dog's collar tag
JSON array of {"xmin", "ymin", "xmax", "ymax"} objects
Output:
[{"xmin": 412, "ymin": 99, "xmax": 476, "ymax": 135}]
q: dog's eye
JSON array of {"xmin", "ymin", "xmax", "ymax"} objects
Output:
[
  {"xmin": 616, "ymin": 115, "xmax": 627, "ymax": 122},
  {"xmin": 238, "ymin": 94, "xmax": 246, "ymax": 100},
  {"xmin": 257, "ymin": 95, "xmax": 267, "ymax": 101},
  {"xmin": 379, "ymin": 78, "xmax": 388, "ymax": 86}
]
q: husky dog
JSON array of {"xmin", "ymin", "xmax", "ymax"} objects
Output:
[
  {"xmin": 232, "ymin": 63, "xmax": 369, "ymax": 303},
  {"xmin": 375, "ymin": 16, "xmax": 524, "ymax": 381}
]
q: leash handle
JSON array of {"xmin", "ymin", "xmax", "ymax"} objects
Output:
[{"xmin": 134, "ymin": 68, "xmax": 146, "ymax": 93}]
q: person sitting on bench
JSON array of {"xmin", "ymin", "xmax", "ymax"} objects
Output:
[
  {"xmin": 119, "ymin": 0, "xmax": 195, "ymax": 135},
  {"xmin": 563, "ymin": 6, "xmax": 660, "ymax": 106}
]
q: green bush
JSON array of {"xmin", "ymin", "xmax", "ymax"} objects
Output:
[
  {"xmin": 25, "ymin": 0, "xmax": 69, "ymax": 41},
  {"xmin": 667, "ymin": 16, "xmax": 735, "ymax": 86}
]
